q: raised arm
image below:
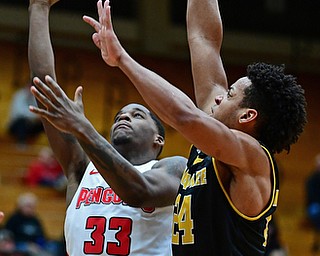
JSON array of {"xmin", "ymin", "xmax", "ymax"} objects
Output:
[
  {"xmin": 28, "ymin": 0, "xmax": 88, "ymax": 203},
  {"xmin": 187, "ymin": 0, "xmax": 228, "ymax": 113},
  {"xmin": 83, "ymin": 0, "xmax": 259, "ymax": 168},
  {"xmin": 84, "ymin": 0, "xmax": 273, "ymax": 217},
  {"xmin": 28, "ymin": 0, "xmax": 56, "ymax": 81},
  {"xmin": 30, "ymin": 76, "xmax": 187, "ymax": 207}
]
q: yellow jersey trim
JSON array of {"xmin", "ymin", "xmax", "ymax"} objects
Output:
[{"xmin": 213, "ymin": 145, "xmax": 278, "ymax": 221}]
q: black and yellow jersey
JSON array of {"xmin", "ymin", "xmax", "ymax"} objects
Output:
[{"xmin": 172, "ymin": 145, "xmax": 279, "ymax": 256}]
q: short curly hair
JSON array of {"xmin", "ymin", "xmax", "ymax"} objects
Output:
[{"xmin": 240, "ymin": 62, "xmax": 307, "ymax": 154}]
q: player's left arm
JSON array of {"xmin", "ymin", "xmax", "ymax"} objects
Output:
[
  {"xmin": 30, "ymin": 76, "xmax": 187, "ymax": 208},
  {"xmin": 187, "ymin": 0, "xmax": 228, "ymax": 113},
  {"xmin": 138, "ymin": 156, "xmax": 187, "ymax": 207},
  {"xmin": 28, "ymin": 1, "xmax": 89, "ymax": 206}
]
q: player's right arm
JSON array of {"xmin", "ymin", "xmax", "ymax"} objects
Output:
[
  {"xmin": 28, "ymin": 0, "xmax": 89, "ymax": 204},
  {"xmin": 187, "ymin": 0, "xmax": 228, "ymax": 113},
  {"xmin": 30, "ymin": 75, "xmax": 187, "ymax": 208}
]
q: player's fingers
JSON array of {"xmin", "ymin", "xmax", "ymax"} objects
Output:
[
  {"xmin": 74, "ymin": 86, "xmax": 84, "ymax": 108},
  {"xmin": 106, "ymin": 5, "xmax": 112, "ymax": 31},
  {"xmin": 101, "ymin": 1, "xmax": 112, "ymax": 32},
  {"xmin": 100, "ymin": 1, "xmax": 107, "ymax": 27},
  {"xmin": 30, "ymin": 85, "xmax": 56, "ymax": 110},
  {"xmin": 29, "ymin": 99, "xmax": 58, "ymax": 125},
  {"xmin": 83, "ymin": 16, "xmax": 100, "ymax": 33},
  {"xmin": 97, "ymin": 0, "xmax": 103, "ymax": 24},
  {"xmin": 103, "ymin": 0, "xmax": 110, "ymax": 9},
  {"xmin": 29, "ymin": 104, "xmax": 50, "ymax": 117},
  {"xmin": 44, "ymin": 75, "xmax": 67, "ymax": 99},
  {"xmin": 32, "ymin": 77, "xmax": 59, "ymax": 104},
  {"xmin": 92, "ymin": 33, "xmax": 102, "ymax": 49}
]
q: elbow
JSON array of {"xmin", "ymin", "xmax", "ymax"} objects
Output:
[
  {"xmin": 120, "ymin": 188, "xmax": 151, "ymax": 208},
  {"xmin": 118, "ymin": 180, "xmax": 159, "ymax": 208}
]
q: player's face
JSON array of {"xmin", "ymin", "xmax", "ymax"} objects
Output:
[
  {"xmin": 211, "ymin": 77, "xmax": 251, "ymax": 128},
  {"xmin": 110, "ymin": 104, "xmax": 158, "ymax": 148}
]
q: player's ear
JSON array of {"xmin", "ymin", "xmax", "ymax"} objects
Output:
[
  {"xmin": 239, "ymin": 109, "xmax": 258, "ymax": 123},
  {"xmin": 154, "ymin": 134, "xmax": 165, "ymax": 147}
]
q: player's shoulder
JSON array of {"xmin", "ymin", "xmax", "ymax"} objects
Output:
[
  {"xmin": 151, "ymin": 156, "xmax": 187, "ymax": 177},
  {"xmin": 157, "ymin": 155, "xmax": 187, "ymax": 166}
]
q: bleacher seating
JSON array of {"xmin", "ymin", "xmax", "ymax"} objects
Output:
[{"xmin": 0, "ymin": 135, "xmax": 66, "ymax": 240}]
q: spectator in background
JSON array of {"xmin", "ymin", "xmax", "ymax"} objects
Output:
[
  {"xmin": 7, "ymin": 84, "xmax": 43, "ymax": 148},
  {"xmin": 0, "ymin": 229, "xmax": 16, "ymax": 255},
  {"xmin": 24, "ymin": 147, "xmax": 66, "ymax": 191},
  {"xmin": 4, "ymin": 193, "xmax": 53, "ymax": 256},
  {"xmin": 0, "ymin": 229, "xmax": 28, "ymax": 256},
  {"xmin": 305, "ymin": 153, "xmax": 320, "ymax": 253}
]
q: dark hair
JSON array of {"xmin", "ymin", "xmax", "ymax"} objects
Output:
[
  {"xmin": 240, "ymin": 62, "xmax": 307, "ymax": 154},
  {"xmin": 149, "ymin": 111, "xmax": 165, "ymax": 157}
]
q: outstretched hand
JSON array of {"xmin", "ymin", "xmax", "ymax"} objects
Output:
[
  {"xmin": 83, "ymin": 0, "xmax": 125, "ymax": 67},
  {"xmin": 29, "ymin": 76, "xmax": 87, "ymax": 135}
]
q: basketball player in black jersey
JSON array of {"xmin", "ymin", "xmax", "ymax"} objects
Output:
[{"xmin": 33, "ymin": 0, "xmax": 307, "ymax": 255}]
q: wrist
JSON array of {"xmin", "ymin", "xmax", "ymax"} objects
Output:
[
  {"xmin": 73, "ymin": 118, "xmax": 94, "ymax": 141},
  {"xmin": 29, "ymin": 0, "xmax": 52, "ymax": 9}
]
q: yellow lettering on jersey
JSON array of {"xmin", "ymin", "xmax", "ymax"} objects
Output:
[
  {"xmin": 181, "ymin": 168, "xmax": 207, "ymax": 190},
  {"xmin": 172, "ymin": 194, "xmax": 181, "ymax": 244},
  {"xmin": 172, "ymin": 194, "xmax": 194, "ymax": 245},
  {"xmin": 196, "ymin": 168, "xmax": 207, "ymax": 186},
  {"xmin": 193, "ymin": 156, "xmax": 203, "ymax": 165},
  {"xmin": 180, "ymin": 171, "xmax": 191, "ymax": 190}
]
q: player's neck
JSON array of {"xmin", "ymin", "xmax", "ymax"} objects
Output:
[{"xmin": 118, "ymin": 147, "xmax": 156, "ymax": 166}]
